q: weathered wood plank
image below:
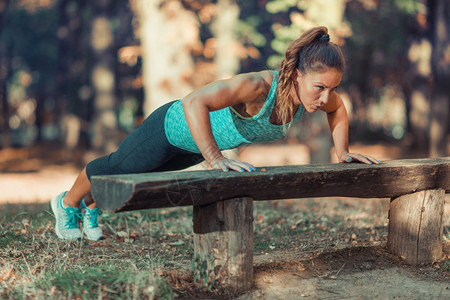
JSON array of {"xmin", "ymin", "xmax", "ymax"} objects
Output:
[
  {"xmin": 91, "ymin": 157, "xmax": 450, "ymax": 212},
  {"xmin": 387, "ymin": 189, "xmax": 445, "ymax": 264},
  {"xmin": 193, "ymin": 197, "xmax": 253, "ymax": 293}
]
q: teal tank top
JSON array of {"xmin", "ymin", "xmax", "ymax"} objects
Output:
[{"xmin": 164, "ymin": 71, "xmax": 304, "ymax": 154}]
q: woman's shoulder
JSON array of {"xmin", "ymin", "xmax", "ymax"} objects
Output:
[
  {"xmin": 250, "ymin": 70, "xmax": 275, "ymax": 84},
  {"xmin": 236, "ymin": 70, "xmax": 274, "ymax": 94},
  {"xmin": 211, "ymin": 71, "xmax": 274, "ymax": 105}
]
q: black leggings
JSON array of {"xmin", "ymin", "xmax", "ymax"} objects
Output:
[{"xmin": 85, "ymin": 101, "xmax": 204, "ymax": 181}]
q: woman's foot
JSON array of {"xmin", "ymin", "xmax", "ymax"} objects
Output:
[
  {"xmin": 51, "ymin": 192, "xmax": 83, "ymax": 240},
  {"xmin": 80, "ymin": 199, "xmax": 104, "ymax": 241}
]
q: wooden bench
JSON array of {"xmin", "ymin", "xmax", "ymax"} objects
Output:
[{"xmin": 91, "ymin": 157, "xmax": 450, "ymax": 293}]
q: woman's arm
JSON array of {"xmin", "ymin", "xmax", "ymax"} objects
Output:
[
  {"xmin": 182, "ymin": 71, "xmax": 271, "ymax": 172},
  {"xmin": 323, "ymin": 94, "xmax": 379, "ymax": 164}
]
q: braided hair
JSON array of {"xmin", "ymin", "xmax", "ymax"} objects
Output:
[{"xmin": 276, "ymin": 26, "xmax": 345, "ymax": 127}]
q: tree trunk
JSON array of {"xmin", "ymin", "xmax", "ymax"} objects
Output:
[
  {"xmin": 212, "ymin": 0, "xmax": 240, "ymax": 80},
  {"xmin": 136, "ymin": 0, "xmax": 199, "ymax": 115},
  {"xmin": 0, "ymin": 0, "xmax": 11, "ymax": 148},
  {"xmin": 409, "ymin": 84, "xmax": 431, "ymax": 154},
  {"xmin": 54, "ymin": 0, "xmax": 72, "ymax": 145},
  {"xmin": 430, "ymin": 94, "xmax": 449, "ymax": 157},
  {"xmin": 0, "ymin": 50, "xmax": 11, "ymax": 149},
  {"xmin": 90, "ymin": 0, "xmax": 118, "ymax": 153}
]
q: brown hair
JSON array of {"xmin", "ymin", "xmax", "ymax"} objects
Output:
[{"xmin": 276, "ymin": 26, "xmax": 345, "ymax": 126}]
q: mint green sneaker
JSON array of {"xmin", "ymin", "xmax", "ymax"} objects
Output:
[
  {"xmin": 51, "ymin": 192, "xmax": 83, "ymax": 240},
  {"xmin": 80, "ymin": 199, "xmax": 103, "ymax": 241}
]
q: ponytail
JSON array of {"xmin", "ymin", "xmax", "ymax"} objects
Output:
[{"xmin": 276, "ymin": 26, "xmax": 345, "ymax": 127}]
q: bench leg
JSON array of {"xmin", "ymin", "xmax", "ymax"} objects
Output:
[
  {"xmin": 193, "ymin": 197, "xmax": 253, "ymax": 294},
  {"xmin": 388, "ymin": 189, "xmax": 445, "ymax": 264}
]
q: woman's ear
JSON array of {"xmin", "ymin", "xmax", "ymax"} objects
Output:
[{"xmin": 291, "ymin": 68, "xmax": 302, "ymax": 81}]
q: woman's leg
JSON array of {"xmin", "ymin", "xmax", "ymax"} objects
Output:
[
  {"xmin": 61, "ymin": 152, "xmax": 204, "ymax": 211},
  {"xmin": 62, "ymin": 101, "xmax": 178, "ymax": 209},
  {"xmin": 63, "ymin": 167, "xmax": 91, "ymax": 208},
  {"xmin": 154, "ymin": 152, "xmax": 204, "ymax": 172},
  {"xmin": 52, "ymin": 146, "xmax": 203, "ymax": 240}
]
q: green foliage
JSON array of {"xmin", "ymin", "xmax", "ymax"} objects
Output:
[
  {"xmin": 266, "ymin": 0, "xmax": 302, "ymax": 14},
  {"xmin": 236, "ymin": 17, "xmax": 266, "ymax": 47},
  {"xmin": 394, "ymin": 0, "xmax": 425, "ymax": 15},
  {"xmin": 268, "ymin": 22, "xmax": 306, "ymax": 68},
  {"xmin": 264, "ymin": 0, "xmax": 309, "ymax": 69}
]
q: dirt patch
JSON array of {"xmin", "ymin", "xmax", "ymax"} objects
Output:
[
  {"xmin": 243, "ymin": 246, "xmax": 450, "ymax": 299},
  {"xmin": 162, "ymin": 243, "xmax": 450, "ymax": 299}
]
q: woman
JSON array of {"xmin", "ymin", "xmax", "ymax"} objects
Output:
[{"xmin": 51, "ymin": 26, "xmax": 379, "ymax": 241}]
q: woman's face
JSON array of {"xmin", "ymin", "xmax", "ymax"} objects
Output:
[{"xmin": 293, "ymin": 68, "xmax": 342, "ymax": 113}]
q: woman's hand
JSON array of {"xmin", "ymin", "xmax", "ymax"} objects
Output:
[
  {"xmin": 211, "ymin": 158, "xmax": 257, "ymax": 172},
  {"xmin": 339, "ymin": 152, "xmax": 380, "ymax": 164}
]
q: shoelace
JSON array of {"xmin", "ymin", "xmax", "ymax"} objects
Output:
[
  {"xmin": 64, "ymin": 207, "xmax": 83, "ymax": 229},
  {"xmin": 85, "ymin": 208, "xmax": 102, "ymax": 228}
]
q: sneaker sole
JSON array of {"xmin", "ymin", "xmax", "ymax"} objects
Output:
[
  {"xmin": 82, "ymin": 222, "xmax": 103, "ymax": 241},
  {"xmin": 83, "ymin": 231, "xmax": 103, "ymax": 241}
]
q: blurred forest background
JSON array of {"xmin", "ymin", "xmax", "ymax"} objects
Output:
[{"xmin": 0, "ymin": 0, "xmax": 448, "ymax": 166}]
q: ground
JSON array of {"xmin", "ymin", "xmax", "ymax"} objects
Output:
[
  {"xmin": 243, "ymin": 245, "xmax": 450, "ymax": 299},
  {"xmin": 0, "ymin": 143, "xmax": 449, "ymax": 299}
]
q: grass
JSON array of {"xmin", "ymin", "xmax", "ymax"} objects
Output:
[
  {"xmin": 8, "ymin": 265, "xmax": 174, "ymax": 299},
  {"xmin": 0, "ymin": 205, "xmax": 191, "ymax": 299},
  {"xmin": 1, "ymin": 198, "xmax": 448, "ymax": 299}
]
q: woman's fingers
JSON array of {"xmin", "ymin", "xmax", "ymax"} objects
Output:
[
  {"xmin": 223, "ymin": 159, "xmax": 256, "ymax": 172},
  {"xmin": 212, "ymin": 159, "xmax": 256, "ymax": 172},
  {"xmin": 342, "ymin": 153, "xmax": 381, "ymax": 165},
  {"xmin": 363, "ymin": 155, "xmax": 380, "ymax": 164}
]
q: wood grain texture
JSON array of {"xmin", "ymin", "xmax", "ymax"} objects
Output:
[
  {"xmin": 387, "ymin": 189, "xmax": 445, "ymax": 264},
  {"xmin": 193, "ymin": 198, "xmax": 253, "ymax": 293},
  {"xmin": 91, "ymin": 157, "xmax": 450, "ymax": 212}
]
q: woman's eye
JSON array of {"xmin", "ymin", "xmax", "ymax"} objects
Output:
[{"xmin": 315, "ymin": 86, "xmax": 324, "ymax": 91}]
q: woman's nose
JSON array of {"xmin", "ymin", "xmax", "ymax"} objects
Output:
[{"xmin": 320, "ymin": 91, "xmax": 330, "ymax": 105}]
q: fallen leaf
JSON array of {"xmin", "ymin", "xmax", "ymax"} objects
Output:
[
  {"xmin": 257, "ymin": 214, "xmax": 264, "ymax": 222},
  {"xmin": 262, "ymin": 276, "xmax": 273, "ymax": 284},
  {"xmin": 297, "ymin": 264, "xmax": 306, "ymax": 271},
  {"xmin": 117, "ymin": 231, "xmax": 128, "ymax": 237},
  {"xmin": 0, "ymin": 269, "xmax": 16, "ymax": 282}
]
